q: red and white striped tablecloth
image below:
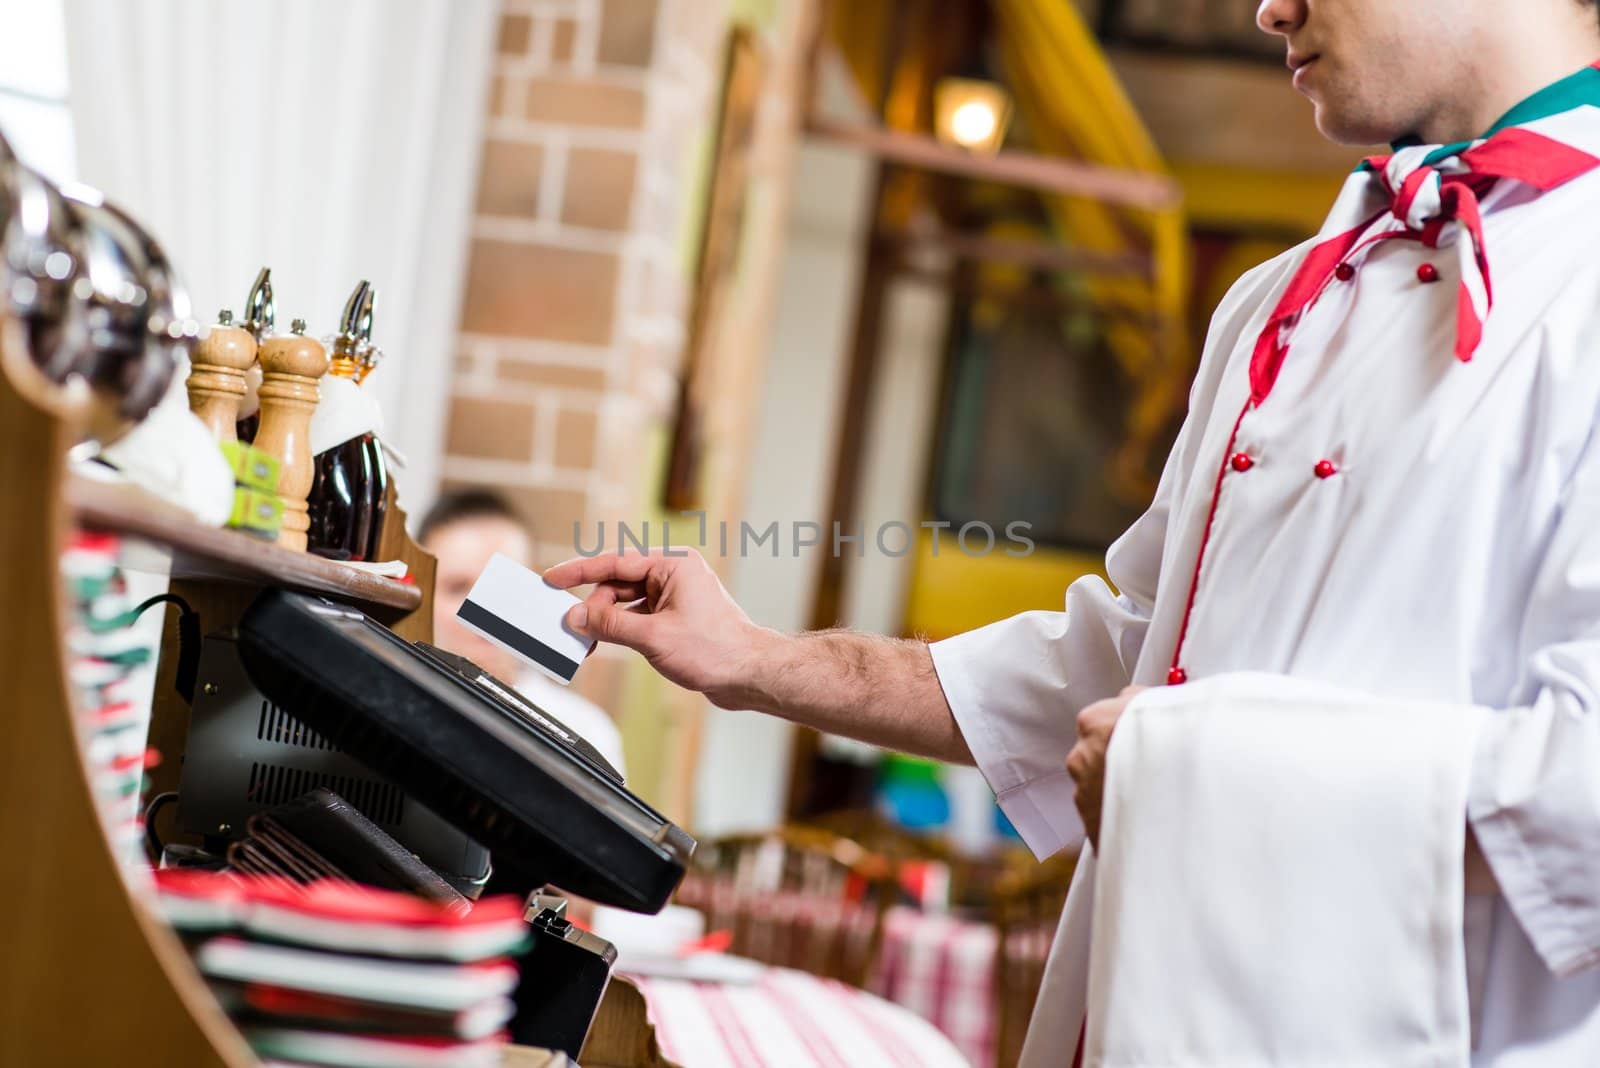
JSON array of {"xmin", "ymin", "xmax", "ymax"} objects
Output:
[
  {"xmin": 630, "ymin": 965, "xmax": 971, "ymax": 1068},
  {"xmin": 870, "ymin": 906, "xmax": 999, "ymax": 1068}
]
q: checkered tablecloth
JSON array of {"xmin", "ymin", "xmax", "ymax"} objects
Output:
[
  {"xmin": 630, "ymin": 964, "xmax": 971, "ymax": 1068},
  {"xmin": 870, "ymin": 906, "xmax": 1000, "ymax": 1068}
]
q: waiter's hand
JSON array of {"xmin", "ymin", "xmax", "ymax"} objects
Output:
[
  {"xmin": 545, "ymin": 549, "xmax": 775, "ymax": 709},
  {"xmin": 1067, "ymin": 685, "xmax": 1147, "ymax": 850}
]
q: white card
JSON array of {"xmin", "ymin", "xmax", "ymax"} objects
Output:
[{"xmin": 456, "ymin": 553, "xmax": 595, "ymax": 685}]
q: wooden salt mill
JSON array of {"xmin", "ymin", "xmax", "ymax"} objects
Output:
[
  {"xmin": 184, "ymin": 309, "xmax": 257, "ymax": 440},
  {"xmin": 253, "ymin": 318, "xmax": 328, "ymax": 550}
]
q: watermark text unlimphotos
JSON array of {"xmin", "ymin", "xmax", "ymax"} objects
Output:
[{"xmin": 573, "ymin": 512, "xmax": 1034, "ymax": 559}]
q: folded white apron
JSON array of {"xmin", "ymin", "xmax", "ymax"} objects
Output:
[{"xmin": 1081, "ymin": 673, "xmax": 1486, "ymax": 1068}]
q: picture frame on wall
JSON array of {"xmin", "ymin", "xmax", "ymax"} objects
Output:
[{"xmin": 662, "ymin": 26, "xmax": 766, "ymax": 511}]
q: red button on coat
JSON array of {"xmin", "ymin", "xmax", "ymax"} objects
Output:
[
  {"xmin": 1230, "ymin": 452, "xmax": 1254, "ymax": 472},
  {"xmin": 1335, "ymin": 263, "xmax": 1355, "ymax": 282},
  {"xmin": 1314, "ymin": 459, "xmax": 1338, "ymax": 479},
  {"xmin": 1167, "ymin": 667, "xmax": 1189, "ymax": 686},
  {"xmin": 1417, "ymin": 263, "xmax": 1440, "ymax": 283}
]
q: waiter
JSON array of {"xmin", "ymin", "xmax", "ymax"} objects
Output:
[{"xmin": 547, "ymin": 0, "xmax": 1600, "ymax": 1062}]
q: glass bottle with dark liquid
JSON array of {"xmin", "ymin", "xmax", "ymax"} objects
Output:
[{"xmin": 307, "ymin": 281, "xmax": 388, "ymax": 561}]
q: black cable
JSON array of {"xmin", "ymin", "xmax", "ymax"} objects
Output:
[
  {"xmin": 143, "ymin": 790, "xmax": 179, "ymax": 862},
  {"xmin": 131, "ymin": 592, "xmax": 192, "ymax": 620},
  {"xmin": 130, "ymin": 593, "xmax": 201, "ymax": 704}
]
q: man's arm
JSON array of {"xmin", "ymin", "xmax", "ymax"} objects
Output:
[
  {"xmin": 543, "ymin": 550, "xmax": 973, "ymax": 764},
  {"xmin": 736, "ymin": 628, "xmax": 973, "ymax": 764}
]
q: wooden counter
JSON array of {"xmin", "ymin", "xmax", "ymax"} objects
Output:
[
  {"xmin": 0, "ymin": 351, "xmax": 252, "ymax": 1067},
  {"xmin": 0, "ymin": 348, "xmax": 667, "ymax": 1066},
  {"xmin": 67, "ymin": 475, "xmax": 423, "ymax": 618}
]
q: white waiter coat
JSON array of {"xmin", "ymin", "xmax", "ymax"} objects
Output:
[{"xmin": 931, "ymin": 66, "xmax": 1600, "ymax": 1065}]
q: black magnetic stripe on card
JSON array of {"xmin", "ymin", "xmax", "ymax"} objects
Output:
[{"xmin": 457, "ymin": 598, "xmax": 581, "ymax": 682}]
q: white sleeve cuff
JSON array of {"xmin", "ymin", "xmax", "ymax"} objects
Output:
[
  {"xmin": 1468, "ymin": 702, "xmax": 1600, "ymax": 978},
  {"xmin": 924, "ymin": 582, "xmax": 1150, "ymax": 863},
  {"xmin": 929, "ymin": 620, "xmax": 1085, "ymax": 860},
  {"xmin": 992, "ymin": 770, "xmax": 1084, "ymax": 861},
  {"xmin": 1468, "ymin": 804, "xmax": 1600, "ymax": 977}
]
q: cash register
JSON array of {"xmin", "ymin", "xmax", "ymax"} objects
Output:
[{"xmin": 175, "ymin": 586, "xmax": 696, "ymax": 1055}]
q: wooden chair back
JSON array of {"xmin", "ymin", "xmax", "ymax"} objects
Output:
[
  {"xmin": 804, "ymin": 807, "xmax": 1033, "ymax": 912},
  {"xmin": 675, "ymin": 826, "xmax": 896, "ymax": 986},
  {"xmin": 990, "ymin": 848, "xmax": 1080, "ymax": 1068}
]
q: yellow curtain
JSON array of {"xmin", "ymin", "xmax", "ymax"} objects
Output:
[
  {"xmin": 829, "ymin": 1, "xmax": 940, "ymax": 134},
  {"xmin": 992, "ymin": 0, "xmax": 1190, "ymax": 491},
  {"xmin": 830, "ymin": 0, "xmax": 1192, "ymax": 497}
]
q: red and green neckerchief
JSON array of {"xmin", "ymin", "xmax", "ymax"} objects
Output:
[{"xmin": 1251, "ymin": 60, "xmax": 1600, "ymax": 406}]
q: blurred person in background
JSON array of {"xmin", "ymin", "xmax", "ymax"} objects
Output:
[
  {"xmin": 420, "ymin": 489, "xmax": 625, "ymax": 776},
  {"xmin": 546, "ymin": 0, "xmax": 1600, "ymax": 1064}
]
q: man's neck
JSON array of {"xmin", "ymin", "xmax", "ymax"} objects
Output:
[{"xmin": 1414, "ymin": 32, "xmax": 1600, "ymax": 143}]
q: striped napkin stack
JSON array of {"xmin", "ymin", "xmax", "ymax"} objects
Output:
[
  {"xmin": 156, "ymin": 871, "xmax": 532, "ymax": 1068},
  {"xmin": 60, "ymin": 531, "xmax": 160, "ymax": 864}
]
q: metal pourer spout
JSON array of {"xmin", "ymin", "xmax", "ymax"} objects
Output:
[
  {"xmin": 354, "ymin": 284, "xmax": 382, "ymax": 383},
  {"xmin": 359, "ymin": 285, "xmax": 376, "ymax": 339},
  {"xmin": 328, "ymin": 279, "xmax": 372, "ymax": 378},
  {"xmin": 338, "ymin": 279, "xmax": 373, "ymax": 344},
  {"xmin": 242, "ymin": 267, "xmax": 274, "ymax": 341}
]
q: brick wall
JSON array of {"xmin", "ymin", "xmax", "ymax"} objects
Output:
[
  {"xmin": 447, "ymin": 0, "xmax": 679, "ymax": 559},
  {"xmin": 439, "ymin": 0, "xmax": 806, "ymax": 819}
]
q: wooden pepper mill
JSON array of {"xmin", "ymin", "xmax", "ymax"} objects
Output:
[
  {"xmin": 184, "ymin": 309, "xmax": 257, "ymax": 441},
  {"xmin": 253, "ymin": 318, "xmax": 329, "ymax": 550}
]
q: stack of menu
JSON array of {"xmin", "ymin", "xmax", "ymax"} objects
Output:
[{"xmin": 156, "ymin": 871, "xmax": 530, "ymax": 1067}]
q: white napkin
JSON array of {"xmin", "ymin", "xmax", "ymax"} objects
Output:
[
  {"xmin": 97, "ymin": 384, "xmax": 234, "ymax": 526},
  {"xmin": 1087, "ymin": 673, "xmax": 1485, "ymax": 1068},
  {"xmin": 309, "ymin": 373, "xmax": 384, "ymax": 456},
  {"xmin": 337, "ymin": 559, "xmax": 409, "ymax": 579}
]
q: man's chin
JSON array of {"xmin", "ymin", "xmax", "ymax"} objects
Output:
[{"xmin": 1312, "ymin": 102, "xmax": 1398, "ymax": 148}]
